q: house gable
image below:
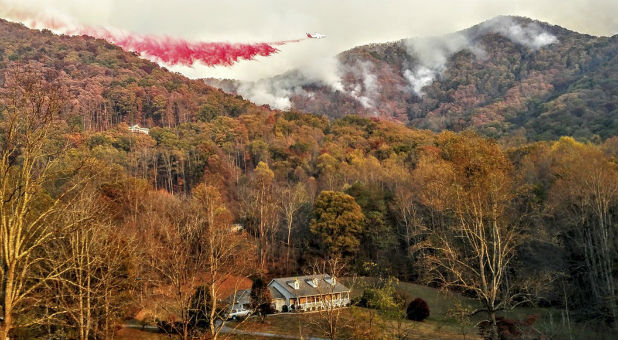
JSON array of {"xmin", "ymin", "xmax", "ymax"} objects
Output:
[{"xmin": 268, "ymin": 279, "xmax": 296, "ymax": 302}]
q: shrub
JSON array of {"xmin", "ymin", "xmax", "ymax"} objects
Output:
[
  {"xmin": 406, "ymin": 298, "xmax": 430, "ymax": 321},
  {"xmin": 478, "ymin": 314, "xmax": 541, "ymax": 340},
  {"xmin": 358, "ymin": 277, "xmax": 402, "ymax": 311}
]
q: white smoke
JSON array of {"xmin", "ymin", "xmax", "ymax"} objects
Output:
[
  {"xmin": 237, "ymin": 80, "xmax": 294, "ymax": 110},
  {"xmin": 223, "ymin": 16, "xmax": 560, "ymax": 108},
  {"xmin": 403, "ymin": 16, "xmax": 558, "ymax": 97},
  {"xmin": 480, "ymin": 16, "xmax": 558, "ymax": 49},
  {"xmin": 404, "ymin": 66, "xmax": 436, "ymax": 96},
  {"xmin": 234, "ymin": 56, "xmax": 345, "ymax": 110},
  {"xmin": 232, "ymin": 57, "xmax": 384, "ymax": 111},
  {"xmin": 403, "ymin": 32, "xmax": 482, "ymax": 96},
  {"xmin": 346, "ymin": 61, "xmax": 379, "ymax": 109}
]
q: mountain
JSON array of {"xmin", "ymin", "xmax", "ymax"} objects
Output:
[
  {"xmin": 205, "ymin": 16, "xmax": 618, "ymax": 141},
  {"xmin": 0, "ymin": 18, "xmax": 273, "ymax": 130}
]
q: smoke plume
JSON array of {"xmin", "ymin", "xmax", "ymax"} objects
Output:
[
  {"xmin": 346, "ymin": 61, "xmax": 379, "ymax": 109},
  {"xmin": 231, "ymin": 56, "xmax": 344, "ymax": 110},
  {"xmin": 403, "ymin": 16, "xmax": 558, "ymax": 97},
  {"xmin": 404, "ymin": 32, "xmax": 481, "ymax": 96}
]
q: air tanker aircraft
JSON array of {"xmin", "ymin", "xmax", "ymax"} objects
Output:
[{"xmin": 306, "ymin": 32, "xmax": 326, "ymax": 39}]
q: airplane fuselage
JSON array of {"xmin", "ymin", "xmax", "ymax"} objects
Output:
[{"xmin": 306, "ymin": 32, "xmax": 326, "ymax": 39}]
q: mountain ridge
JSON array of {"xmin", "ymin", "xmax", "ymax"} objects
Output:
[
  {"xmin": 0, "ymin": 17, "xmax": 275, "ymax": 130},
  {"xmin": 204, "ymin": 16, "xmax": 618, "ymax": 141}
]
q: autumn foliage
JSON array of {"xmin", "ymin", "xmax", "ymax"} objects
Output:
[{"xmin": 0, "ymin": 16, "xmax": 617, "ymax": 340}]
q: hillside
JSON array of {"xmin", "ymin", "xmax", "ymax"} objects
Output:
[
  {"xmin": 0, "ymin": 18, "xmax": 273, "ymax": 129},
  {"xmin": 205, "ymin": 16, "xmax": 618, "ymax": 141},
  {"xmin": 2, "ymin": 13, "xmax": 618, "ymax": 340}
]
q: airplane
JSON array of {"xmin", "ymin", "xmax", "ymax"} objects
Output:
[{"xmin": 306, "ymin": 32, "xmax": 327, "ymax": 39}]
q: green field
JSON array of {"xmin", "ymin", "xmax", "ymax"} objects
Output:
[{"xmin": 120, "ymin": 278, "xmax": 616, "ymax": 340}]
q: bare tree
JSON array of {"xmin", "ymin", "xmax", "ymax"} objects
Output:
[
  {"xmin": 0, "ymin": 64, "xmax": 85, "ymax": 339},
  {"xmin": 240, "ymin": 161, "xmax": 279, "ymax": 269},
  {"xmin": 138, "ymin": 192, "xmax": 200, "ymax": 340},
  {"xmin": 49, "ymin": 186, "xmax": 137, "ymax": 340},
  {"xmin": 191, "ymin": 184, "xmax": 257, "ymax": 340},
  {"xmin": 141, "ymin": 185, "xmax": 257, "ymax": 340},
  {"xmin": 417, "ymin": 135, "xmax": 522, "ymax": 340},
  {"xmin": 305, "ymin": 256, "xmax": 349, "ymax": 340},
  {"xmin": 391, "ymin": 184, "xmax": 427, "ymax": 252},
  {"xmin": 549, "ymin": 139, "xmax": 618, "ymax": 328},
  {"xmin": 278, "ymin": 182, "xmax": 308, "ymax": 272}
]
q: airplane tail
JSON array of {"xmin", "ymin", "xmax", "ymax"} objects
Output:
[{"xmin": 306, "ymin": 33, "xmax": 312, "ymax": 38}]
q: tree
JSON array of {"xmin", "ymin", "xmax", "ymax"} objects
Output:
[
  {"xmin": 142, "ymin": 193, "xmax": 204, "ymax": 340},
  {"xmin": 250, "ymin": 276, "xmax": 274, "ymax": 321},
  {"xmin": 391, "ymin": 179, "xmax": 425, "ymax": 252},
  {"xmin": 241, "ymin": 161, "xmax": 279, "ymax": 269},
  {"xmin": 278, "ymin": 182, "xmax": 309, "ymax": 272},
  {"xmin": 548, "ymin": 137, "xmax": 618, "ymax": 327},
  {"xmin": 141, "ymin": 186, "xmax": 256, "ymax": 340},
  {"xmin": 447, "ymin": 301, "xmax": 475, "ymax": 340},
  {"xmin": 187, "ymin": 184, "xmax": 257, "ymax": 340},
  {"xmin": 0, "ymin": 64, "xmax": 84, "ymax": 340},
  {"xmin": 418, "ymin": 133, "xmax": 522, "ymax": 339},
  {"xmin": 50, "ymin": 185, "xmax": 137, "ymax": 340},
  {"xmin": 345, "ymin": 182, "xmax": 397, "ymax": 266},
  {"xmin": 310, "ymin": 191, "xmax": 364, "ymax": 256},
  {"xmin": 306, "ymin": 256, "xmax": 349, "ymax": 340}
]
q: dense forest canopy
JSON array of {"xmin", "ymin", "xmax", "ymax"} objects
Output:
[
  {"xmin": 206, "ymin": 16, "xmax": 618, "ymax": 142},
  {"xmin": 0, "ymin": 15, "xmax": 617, "ymax": 340}
]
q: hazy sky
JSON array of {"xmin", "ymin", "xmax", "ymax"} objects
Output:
[{"xmin": 2, "ymin": 0, "xmax": 617, "ymax": 80}]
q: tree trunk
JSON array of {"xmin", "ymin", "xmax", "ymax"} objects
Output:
[
  {"xmin": 287, "ymin": 218, "xmax": 292, "ymax": 273},
  {"xmin": 0, "ymin": 313, "xmax": 12, "ymax": 340},
  {"xmin": 1, "ymin": 267, "xmax": 15, "ymax": 340},
  {"xmin": 489, "ymin": 309, "xmax": 499, "ymax": 340}
]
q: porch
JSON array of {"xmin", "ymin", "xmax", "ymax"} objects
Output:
[{"xmin": 289, "ymin": 292, "xmax": 351, "ymax": 311}]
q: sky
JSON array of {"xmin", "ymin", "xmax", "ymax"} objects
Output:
[{"xmin": 1, "ymin": 0, "xmax": 617, "ymax": 81}]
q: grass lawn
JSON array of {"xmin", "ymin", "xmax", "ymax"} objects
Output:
[
  {"xmin": 115, "ymin": 327, "xmax": 171, "ymax": 340},
  {"xmin": 122, "ymin": 277, "xmax": 618, "ymax": 340},
  {"xmin": 115, "ymin": 324, "xmax": 294, "ymax": 340},
  {"xmin": 232, "ymin": 306, "xmax": 481, "ymax": 340}
]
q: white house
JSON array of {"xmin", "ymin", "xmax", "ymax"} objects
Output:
[
  {"xmin": 267, "ymin": 274, "xmax": 351, "ymax": 312},
  {"xmin": 230, "ymin": 224, "xmax": 244, "ymax": 233},
  {"xmin": 129, "ymin": 124, "xmax": 150, "ymax": 135}
]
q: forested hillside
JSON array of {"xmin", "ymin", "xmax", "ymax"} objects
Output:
[
  {"xmin": 1, "ymin": 15, "xmax": 617, "ymax": 340},
  {"xmin": 0, "ymin": 18, "xmax": 271, "ymax": 129},
  {"xmin": 206, "ymin": 16, "xmax": 618, "ymax": 141}
]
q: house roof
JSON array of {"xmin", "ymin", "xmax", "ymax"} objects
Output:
[
  {"xmin": 269, "ymin": 274, "xmax": 350, "ymax": 297},
  {"xmin": 268, "ymin": 286, "xmax": 286, "ymax": 299}
]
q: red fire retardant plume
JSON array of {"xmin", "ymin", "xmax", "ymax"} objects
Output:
[
  {"xmin": 17, "ymin": 11, "xmax": 304, "ymax": 67},
  {"xmin": 80, "ymin": 30, "xmax": 287, "ymax": 66},
  {"xmin": 77, "ymin": 26, "xmax": 303, "ymax": 67}
]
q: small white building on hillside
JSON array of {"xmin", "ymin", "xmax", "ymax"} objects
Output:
[{"xmin": 129, "ymin": 124, "xmax": 150, "ymax": 135}]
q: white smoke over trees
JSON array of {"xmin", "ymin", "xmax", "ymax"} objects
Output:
[
  {"xmin": 345, "ymin": 61, "xmax": 379, "ymax": 110},
  {"xmin": 480, "ymin": 16, "xmax": 558, "ymax": 49},
  {"xmin": 234, "ymin": 56, "xmax": 345, "ymax": 110},
  {"xmin": 235, "ymin": 16, "xmax": 561, "ymax": 110},
  {"xmin": 403, "ymin": 16, "xmax": 558, "ymax": 97}
]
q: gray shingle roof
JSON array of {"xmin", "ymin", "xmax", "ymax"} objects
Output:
[
  {"xmin": 270, "ymin": 274, "xmax": 350, "ymax": 297},
  {"xmin": 268, "ymin": 286, "xmax": 286, "ymax": 299}
]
